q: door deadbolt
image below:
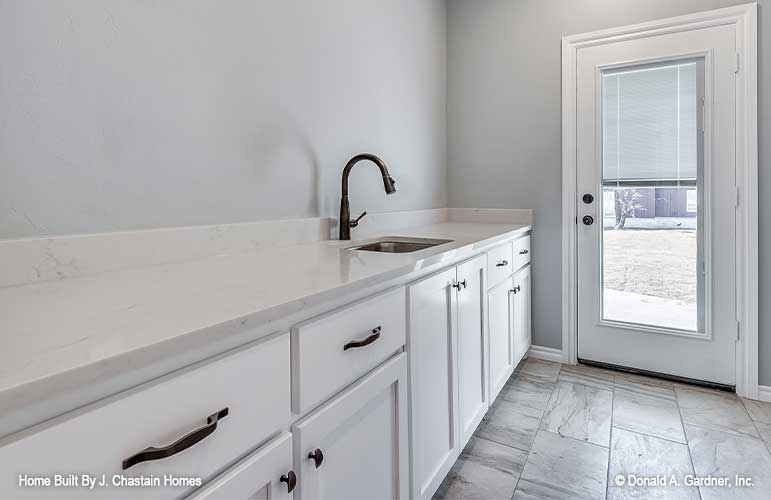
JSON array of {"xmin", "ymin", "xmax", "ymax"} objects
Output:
[
  {"xmin": 582, "ymin": 193, "xmax": 594, "ymax": 204},
  {"xmin": 582, "ymin": 215, "xmax": 594, "ymax": 226}
]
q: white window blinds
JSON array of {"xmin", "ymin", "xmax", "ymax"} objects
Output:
[{"xmin": 602, "ymin": 61, "xmax": 698, "ymax": 184}]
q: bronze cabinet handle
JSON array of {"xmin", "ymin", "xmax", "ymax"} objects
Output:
[
  {"xmin": 122, "ymin": 408, "xmax": 229, "ymax": 470},
  {"xmin": 343, "ymin": 326, "xmax": 381, "ymax": 351},
  {"xmin": 280, "ymin": 471, "xmax": 297, "ymax": 493},
  {"xmin": 519, "ymin": 249, "xmax": 529, "ymax": 255},
  {"xmin": 496, "ymin": 260, "xmax": 509, "ymax": 267},
  {"xmin": 308, "ymin": 448, "xmax": 324, "ymax": 468}
]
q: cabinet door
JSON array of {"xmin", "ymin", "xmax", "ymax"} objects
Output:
[
  {"xmin": 186, "ymin": 433, "xmax": 295, "ymax": 500},
  {"xmin": 293, "ymin": 354, "xmax": 408, "ymax": 500},
  {"xmin": 407, "ymin": 268, "xmax": 459, "ymax": 500},
  {"xmin": 511, "ymin": 265, "xmax": 532, "ymax": 367},
  {"xmin": 488, "ymin": 277, "xmax": 514, "ymax": 401},
  {"xmin": 456, "ymin": 256, "xmax": 488, "ymax": 446}
]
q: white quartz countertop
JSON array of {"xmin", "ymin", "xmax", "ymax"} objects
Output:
[{"xmin": 0, "ymin": 221, "xmax": 530, "ymax": 435}]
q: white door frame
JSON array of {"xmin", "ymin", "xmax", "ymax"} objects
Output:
[{"xmin": 561, "ymin": 4, "xmax": 758, "ymax": 398}]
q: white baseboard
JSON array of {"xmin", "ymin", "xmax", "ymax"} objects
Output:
[
  {"xmin": 527, "ymin": 345, "xmax": 564, "ymax": 364},
  {"xmin": 757, "ymin": 385, "xmax": 771, "ymax": 403}
]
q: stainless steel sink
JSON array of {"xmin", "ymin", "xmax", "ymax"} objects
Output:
[{"xmin": 348, "ymin": 237, "xmax": 452, "ymax": 254}]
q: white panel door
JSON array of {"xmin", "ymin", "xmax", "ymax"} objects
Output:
[
  {"xmin": 456, "ymin": 255, "xmax": 488, "ymax": 446},
  {"xmin": 407, "ymin": 268, "xmax": 459, "ymax": 500},
  {"xmin": 576, "ymin": 22, "xmax": 737, "ymax": 384},
  {"xmin": 511, "ymin": 265, "xmax": 532, "ymax": 366},
  {"xmin": 186, "ymin": 433, "xmax": 294, "ymax": 500},
  {"xmin": 488, "ymin": 277, "xmax": 514, "ymax": 401},
  {"xmin": 293, "ymin": 354, "xmax": 409, "ymax": 500}
]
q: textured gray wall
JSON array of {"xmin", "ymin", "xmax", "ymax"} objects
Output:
[
  {"xmin": 0, "ymin": 0, "xmax": 447, "ymax": 238},
  {"xmin": 447, "ymin": 0, "xmax": 770, "ymax": 384}
]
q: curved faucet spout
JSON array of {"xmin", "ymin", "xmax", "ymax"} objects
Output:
[
  {"xmin": 341, "ymin": 153, "xmax": 396, "ymax": 197},
  {"xmin": 339, "ymin": 153, "xmax": 397, "ymax": 240}
]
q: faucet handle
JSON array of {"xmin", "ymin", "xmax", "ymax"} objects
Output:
[{"xmin": 349, "ymin": 211, "xmax": 367, "ymax": 228}]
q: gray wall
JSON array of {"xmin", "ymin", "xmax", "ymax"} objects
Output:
[
  {"xmin": 0, "ymin": 0, "xmax": 447, "ymax": 238},
  {"xmin": 447, "ymin": 0, "xmax": 771, "ymax": 384}
]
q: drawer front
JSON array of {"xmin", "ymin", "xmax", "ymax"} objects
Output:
[
  {"xmin": 292, "ymin": 287, "xmax": 406, "ymax": 414},
  {"xmin": 512, "ymin": 235, "xmax": 531, "ymax": 270},
  {"xmin": 487, "ymin": 241, "xmax": 514, "ymax": 288},
  {"xmin": 186, "ymin": 432, "xmax": 294, "ymax": 500},
  {"xmin": 0, "ymin": 334, "xmax": 291, "ymax": 499}
]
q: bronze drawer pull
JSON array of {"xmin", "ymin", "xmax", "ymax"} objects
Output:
[
  {"xmin": 122, "ymin": 408, "xmax": 229, "ymax": 470},
  {"xmin": 519, "ymin": 249, "xmax": 529, "ymax": 255},
  {"xmin": 344, "ymin": 326, "xmax": 381, "ymax": 351},
  {"xmin": 496, "ymin": 260, "xmax": 509, "ymax": 267}
]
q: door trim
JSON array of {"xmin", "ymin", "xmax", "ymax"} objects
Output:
[{"xmin": 560, "ymin": 3, "xmax": 758, "ymax": 398}]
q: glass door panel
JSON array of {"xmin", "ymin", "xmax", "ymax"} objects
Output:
[{"xmin": 600, "ymin": 59, "xmax": 705, "ymax": 333}]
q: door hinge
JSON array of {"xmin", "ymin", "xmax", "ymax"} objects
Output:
[
  {"xmin": 735, "ymin": 52, "xmax": 741, "ymax": 74},
  {"xmin": 736, "ymin": 320, "xmax": 741, "ymax": 341},
  {"xmin": 735, "ymin": 186, "xmax": 741, "ymax": 208}
]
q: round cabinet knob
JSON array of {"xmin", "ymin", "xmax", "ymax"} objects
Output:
[
  {"xmin": 582, "ymin": 193, "xmax": 594, "ymax": 204},
  {"xmin": 308, "ymin": 448, "xmax": 324, "ymax": 468},
  {"xmin": 582, "ymin": 215, "xmax": 594, "ymax": 226}
]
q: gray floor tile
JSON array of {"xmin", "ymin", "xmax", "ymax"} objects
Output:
[
  {"xmin": 742, "ymin": 398, "xmax": 771, "ymax": 424},
  {"xmin": 615, "ymin": 372, "xmax": 674, "ymax": 395},
  {"xmin": 685, "ymin": 424, "xmax": 771, "ymax": 500},
  {"xmin": 475, "ymin": 398, "xmax": 543, "ymax": 452},
  {"xmin": 501, "ymin": 373, "xmax": 555, "ymax": 412},
  {"xmin": 607, "ymin": 428, "xmax": 699, "ymax": 500},
  {"xmin": 676, "ymin": 386, "xmax": 759, "ymax": 439},
  {"xmin": 515, "ymin": 358, "xmax": 561, "ymax": 383},
  {"xmin": 540, "ymin": 380, "xmax": 613, "ymax": 447},
  {"xmin": 613, "ymin": 385, "xmax": 685, "ymax": 443},
  {"xmin": 754, "ymin": 421, "xmax": 771, "ymax": 450},
  {"xmin": 433, "ymin": 436, "xmax": 527, "ymax": 500},
  {"xmin": 512, "ymin": 430, "xmax": 608, "ymax": 500},
  {"xmin": 558, "ymin": 364, "xmax": 615, "ymax": 391}
]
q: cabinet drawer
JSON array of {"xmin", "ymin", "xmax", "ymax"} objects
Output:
[
  {"xmin": 0, "ymin": 334, "xmax": 291, "ymax": 499},
  {"xmin": 291, "ymin": 287, "xmax": 406, "ymax": 414},
  {"xmin": 512, "ymin": 235, "xmax": 531, "ymax": 270},
  {"xmin": 487, "ymin": 241, "xmax": 514, "ymax": 288},
  {"xmin": 186, "ymin": 432, "xmax": 294, "ymax": 500}
]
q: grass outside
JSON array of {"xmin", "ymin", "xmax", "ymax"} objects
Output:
[{"xmin": 603, "ymin": 229, "xmax": 697, "ymax": 304}]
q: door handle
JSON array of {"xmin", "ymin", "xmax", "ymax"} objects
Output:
[
  {"xmin": 343, "ymin": 326, "xmax": 381, "ymax": 351},
  {"xmin": 582, "ymin": 215, "xmax": 594, "ymax": 226},
  {"xmin": 122, "ymin": 408, "xmax": 229, "ymax": 470}
]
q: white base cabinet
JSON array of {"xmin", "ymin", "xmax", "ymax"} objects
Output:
[
  {"xmin": 1, "ymin": 230, "xmax": 532, "ymax": 500},
  {"xmin": 292, "ymin": 354, "xmax": 409, "ymax": 500},
  {"xmin": 488, "ymin": 277, "xmax": 515, "ymax": 401},
  {"xmin": 511, "ymin": 265, "xmax": 532, "ymax": 367},
  {"xmin": 456, "ymin": 256, "xmax": 489, "ymax": 445},
  {"xmin": 407, "ymin": 255, "xmax": 489, "ymax": 500},
  {"xmin": 407, "ymin": 268, "xmax": 459, "ymax": 500}
]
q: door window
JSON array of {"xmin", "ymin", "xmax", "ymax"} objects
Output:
[{"xmin": 600, "ymin": 59, "xmax": 705, "ymax": 333}]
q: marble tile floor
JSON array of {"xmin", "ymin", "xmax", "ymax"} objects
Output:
[{"xmin": 434, "ymin": 358, "xmax": 771, "ymax": 500}]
